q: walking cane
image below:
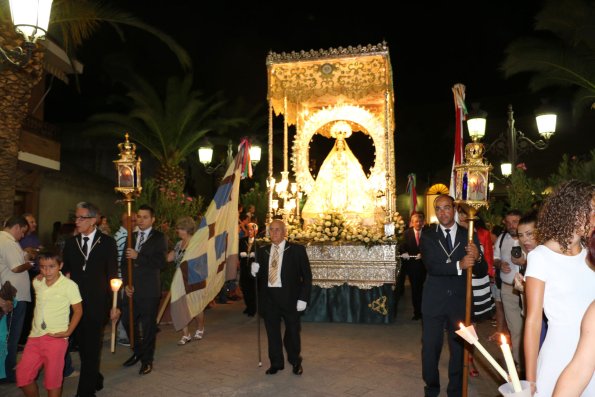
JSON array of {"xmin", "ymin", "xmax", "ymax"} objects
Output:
[
  {"xmin": 248, "ymin": 239, "xmax": 263, "ymax": 367},
  {"xmin": 255, "ymin": 271, "xmax": 262, "ymax": 367}
]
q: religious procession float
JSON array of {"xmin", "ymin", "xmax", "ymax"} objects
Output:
[{"xmin": 264, "ymin": 42, "xmax": 404, "ymax": 323}]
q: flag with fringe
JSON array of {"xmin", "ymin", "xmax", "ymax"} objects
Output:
[
  {"xmin": 406, "ymin": 173, "xmax": 417, "ymax": 215},
  {"xmin": 449, "ymin": 84, "xmax": 468, "ymax": 198},
  {"xmin": 170, "ymin": 139, "xmax": 252, "ymax": 331}
]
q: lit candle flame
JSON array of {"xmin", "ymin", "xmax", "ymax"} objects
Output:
[{"xmin": 110, "ymin": 278, "xmax": 123, "ymax": 292}]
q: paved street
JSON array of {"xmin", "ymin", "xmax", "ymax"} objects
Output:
[{"xmin": 1, "ymin": 282, "xmax": 508, "ymax": 396}]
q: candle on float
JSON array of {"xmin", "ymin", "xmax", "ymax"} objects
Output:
[
  {"xmin": 109, "ymin": 278, "xmax": 123, "ymax": 353},
  {"xmin": 456, "ymin": 323, "xmax": 509, "ymax": 382},
  {"xmin": 500, "ymin": 334, "xmax": 522, "ymax": 392}
]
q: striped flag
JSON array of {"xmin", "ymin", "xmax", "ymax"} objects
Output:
[
  {"xmin": 170, "ymin": 139, "xmax": 251, "ymax": 331},
  {"xmin": 449, "ymin": 84, "xmax": 468, "ymax": 198},
  {"xmin": 406, "ymin": 173, "xmax": 417, "ymax": 215}
]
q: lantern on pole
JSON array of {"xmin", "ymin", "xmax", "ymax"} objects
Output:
[
  {"xmin": 113, "ymin": 133, "xmax": 142, "ymax": 349},
  {"xmin": 454, "ymin": 137, "xmax": 491, "ymax": 396}
]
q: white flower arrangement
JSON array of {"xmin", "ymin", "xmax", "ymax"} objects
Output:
[{"xmin": 258, "ymin": 211, "xmax": 406, "ymax": 247}]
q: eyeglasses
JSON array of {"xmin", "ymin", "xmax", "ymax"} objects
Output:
[{"xmin": 75, "ymin": 216, "xmax": 95, "ymax": 221}]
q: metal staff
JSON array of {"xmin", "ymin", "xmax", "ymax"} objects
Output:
[{"xmin": 249, "ymin": 239, "xmax": 262, "ymax": 367}]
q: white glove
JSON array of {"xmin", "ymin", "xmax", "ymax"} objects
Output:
[
  {"xmin": 401, "ymin": 253, "xmax": 410, "ymax": 260},
  {"xmin": 251, "ymin": 262, "xmax": 260, "ymax": 277},
  {"xmin": 249, "ymin": 252, "xmax": 256, "ymax": 258},
  {"xmin": 296, "ymin": 300, "xmax": 307, "ymax": 312},
  {"xmin": 415, "ymin": 254, "xmax": 422, "ymax": 260},
  {"xmin": 240, "ymin": 252, "xmax": 248, "ymax": 258}
]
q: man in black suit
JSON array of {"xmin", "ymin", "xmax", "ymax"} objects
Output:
[
  {"xmin": 121, "ymin": 204, "xmax": 167, "ymax": 375},
  {"xmin": 419, "ymin": 195, "xmax": 487, "ymax": 397},
  {"xmin": 398, "ymin": 211, "xmax": 427, "ymax": 320},
  {"xmin": 239, "ymin": 222, "xmax": 258, "ymax": 316},
  {"xmin": 251, "ymin": 219, "xmax": 312, "ymax": 376},
  {"xmin": 62, "ymin": 202, "xmax": 119, "ymax": 397}
]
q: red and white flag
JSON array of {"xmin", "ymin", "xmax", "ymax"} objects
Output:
[{"xmin": 449, "ymin": 84, "xmax": 468, "ymax": 198}]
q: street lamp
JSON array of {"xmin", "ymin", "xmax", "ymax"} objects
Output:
[
  {"xmin": 466, "ymin": 104, "xmax": 557, "ymax": 177},
  {"xmin": 113, "ymin": 132, "xmax": 142, "ymax": 349},
  {"xmin": 198, "ymin": 140, "xmax": 261, "ymax": 174},
  {"xmin": 1, "ymin": 0, "xmax": 53, "ymax": 67}
]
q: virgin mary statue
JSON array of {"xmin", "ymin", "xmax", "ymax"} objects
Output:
[{"xmin": 301, "ymin": 121, "xmax": 377, "ymax": 226}]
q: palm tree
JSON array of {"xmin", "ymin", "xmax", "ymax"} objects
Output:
[
  {"xmin": 0, "ymin": 0, "xmax": 191, "ymax": 220},
  {"xmin": 500, "ymin": 0, "xmax": 595, "ymax": 117},
  {"xmin": 83, "ymin": 70, "xmax": 247, "ymax": 192}
]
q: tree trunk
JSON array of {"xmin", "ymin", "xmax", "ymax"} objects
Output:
[{"xmin": 0, "ymin": 26, "xmax": 44, "ymax": 221}]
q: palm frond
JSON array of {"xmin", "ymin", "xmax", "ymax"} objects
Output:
[{"xmin": 48, "ymin": 0, "xmax": 192, "ymax": 70}]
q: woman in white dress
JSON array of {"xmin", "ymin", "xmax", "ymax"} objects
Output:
[{"xmin": 524, "ymin": 180, "xmax": 595, "ymax": 396}]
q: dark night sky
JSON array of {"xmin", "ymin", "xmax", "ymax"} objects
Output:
[{"xmin": 45, "ymin": 1, "xmax": 594, "ymax": 193}]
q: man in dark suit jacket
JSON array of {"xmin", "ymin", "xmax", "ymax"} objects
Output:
[
  {"xmin": 398, "ymin": 211, "xmax": 428, "ymax": 320},
  {"xmin": 251, "ymin": 219, "xmax": 312, "ymax": 376},
  {"xmin": 62, "ymin": 202, "xmax": 119, "ymax": 397},
  {"xmin": 121, "ymin": 204, "xmax": 167, "ymax": 376},
  {"xmin": 239, "ymin": 222, "xmax": 258, "ymax": 316},
  {"xmin": 419, "ymin": 195, "xmax": 487, "ymax": 397}
]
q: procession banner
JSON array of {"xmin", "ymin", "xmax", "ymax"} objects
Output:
[{"xmin": 169, "ymin": 139, "xmax": 251, "ymax": 331}]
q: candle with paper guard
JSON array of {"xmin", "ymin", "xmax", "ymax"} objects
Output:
[
  {"xmin": 500, "ymin": 334, "xmax": 522, "ymax": 392},
  {"xmin": 109, "ymin": 278, "xmax": 123, "ymax": 353},
  {"xmin": 457, "ymin": 323, "xmax": 509, "ymax": 381}
]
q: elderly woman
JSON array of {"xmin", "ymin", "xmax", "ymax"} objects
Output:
[{"xmin": 167, "ymin": 216, "xmax": 205, "ymax": 345}]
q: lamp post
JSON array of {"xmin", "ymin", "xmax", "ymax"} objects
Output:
[
  {"xmin": 198, "ymin": 139, "xmax": 261, "ymax": 199},
  {"xmin": 467, "ymin": 104, "xmax": 557, "ymax": 178},
  {"xmin": 1, "ymin": 0, "xmax": 53, "ymax": 67},
  {"xmin": 453, "ymin": 136, "xmax": 492, "ymax": 397},
  {"xmin": 198, "ymin": 140, "xmax": 261, "ymax": 174},
  {"xmin": 113, "ymin": 133, "xmax": 142, "ymax": 349}
]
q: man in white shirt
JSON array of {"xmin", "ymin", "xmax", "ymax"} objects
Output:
[
  {"xmin": 0, "ymin": 215, "xmax": 33, "ymax": 383},
  {"xmin": 493, "ymin": 209, "xmax": 523, "ymax": 367}
]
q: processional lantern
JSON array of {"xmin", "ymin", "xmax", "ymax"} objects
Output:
[
  {"xmin": 454, "ymin": 131, "xmax": 492, "ymax": 397},
  {"xmin": 114, "ymin": 133, "xmax": 142, "ymax": 195},
  {"xmin": 113, "ymin": 132, "xmax": 142, "ymax": 349}
]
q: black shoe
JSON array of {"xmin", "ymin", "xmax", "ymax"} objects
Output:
[
  {"xmin": 412, "ymin": 315, "xmax": 421, "ymax": 320},
  {"xmin": 123, "ymin": 354, "xmax": 140, "ymax": 367},
  {"xmin": 95, "ymin": 373, "xmax": 104, "ymax": 391},
  {"xmin": 139, "ymin": 363, "xmax": 152, "ymax": 375},
  {"xmin": 265, "ymin": 366, "xmax": 284, "ymax": 375},
  {"xmin": 292, "ymin": 363, "xmax": 303, "ymax": 375}
]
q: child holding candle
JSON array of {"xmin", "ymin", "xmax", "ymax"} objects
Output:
[
  {"xmin": 524, "ymin": 180, "xmax": 595, "ymax": 396},
  {"xmin": 16, "ymin": 250, "xmax": 82, "ymax": 397}
]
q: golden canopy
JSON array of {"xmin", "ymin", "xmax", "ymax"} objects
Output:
[{"xmin": 265, "ymin": 42, "xmax": 396, "ymax": 227}]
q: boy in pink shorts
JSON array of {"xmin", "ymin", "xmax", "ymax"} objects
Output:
[{"xmin": 16, "ymin": 250, "xmax": 82, "ymax": 397}]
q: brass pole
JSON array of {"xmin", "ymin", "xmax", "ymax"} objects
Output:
[
  {"xmin": 126, "ymin": 197, "xmax": 135, "ymax": 349},
  {"xmin": 462, "ymin": 206, "xmax": 477, "ymax": 397}
]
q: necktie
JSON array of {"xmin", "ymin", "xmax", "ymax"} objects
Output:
[
  {"xmin": 445, "ymin": 229, "xmax": 453, "ymax": 251},
  {"xmin": 137, "ymin": 231, "xmax": 145, "ymax": 251},
  {"xmin": 415, "ymin": 230, "xmax": 420, "ymax": 246},
  {"xmin": 268, "ymin": 244, "xmax": 279, "ymax": 285},
  {"xmin": 82, "ymin": 236, "xmax": 89, "ymax": 256}
]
